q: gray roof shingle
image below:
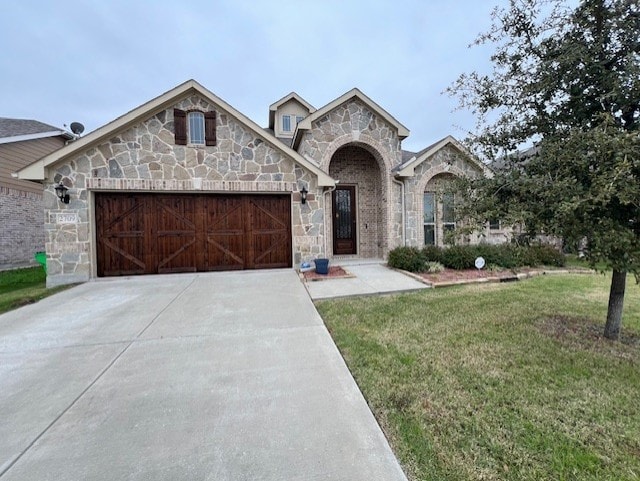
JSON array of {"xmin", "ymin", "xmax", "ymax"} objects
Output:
[{"xmin": 0, "ymin": 117, "xmax": 64, "ymax": 138}]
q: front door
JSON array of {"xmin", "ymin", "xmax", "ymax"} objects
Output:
[{"xmin": 332, "ymin": 186, "xmax": 357, "ymax": 255}]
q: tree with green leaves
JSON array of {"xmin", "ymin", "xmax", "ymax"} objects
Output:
[{"xmin": 448, "ymin": 0, "xmax": 640, "ymax": 339}]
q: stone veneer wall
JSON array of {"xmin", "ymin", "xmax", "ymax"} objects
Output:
[
  {"xmin": 45, "ymin": 94, "xmax": 325, "ymax": 286},
  {"xmin": 404, "ymin": 146, "xmax": 484, "ymax": 247},
  {"xmin": 328, "ymin": 146, "xmax": 383, "ymax": 258},
  {"xmin": 298, "ymin": 100, "xmax": 402, "ymax": 166},
  {"xmin": 297, "ymin": 99, "xmax": 404, "ymax": 257},
  {"xmin": 0, "ymin": 187, "xmax": 44, "ymax": 269}
]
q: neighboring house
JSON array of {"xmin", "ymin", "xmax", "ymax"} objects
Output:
[
  {"xmin": 0, "ymin": 118, "xmax": 72, "ymax": 269},
  {"xmin": 16, "ymin": 80, "xmax": 500, "ymax": 287}
]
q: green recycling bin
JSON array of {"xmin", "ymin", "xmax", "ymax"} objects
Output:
[{"xmin": 34, "ymin": 252, "xmax": 47, "ymax": 273}]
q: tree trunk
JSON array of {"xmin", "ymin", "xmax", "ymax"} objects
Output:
[{"xmin": 604, "ymin": 270, "xmax": 626, "ymax": 340}]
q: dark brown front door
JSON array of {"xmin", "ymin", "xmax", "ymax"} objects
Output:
[
  {"xmin": 96, "ymin": 193, "xmax": 291, "ymax": 277},
  {"xmin": 332, "ymin": 186, "xmax": 357, "ymax": 255}
]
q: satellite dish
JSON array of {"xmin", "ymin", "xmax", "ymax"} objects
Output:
[
  {"xmin": 475, "ymin": 256, "xmax": 486, "ymax": 270},
  {"xmin": 69, "ymin": 122, "xmax": 85, "ymax": 135}
]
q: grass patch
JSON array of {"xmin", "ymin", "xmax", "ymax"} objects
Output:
[
  {"xmin": 565, "ymin": 254, "xmax": 609, "ymax": 272},
  {"xmin": 0, "ymin": 267, "xmax": 71, "ymax": 314},
  {"xmin": 317, "ymin": 274, "xmax": 640, "ymax": 480}
]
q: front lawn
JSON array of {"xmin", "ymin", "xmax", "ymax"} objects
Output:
[
  {"xmin": 317, "ymin": 274, "xmax": 640, "ymax": 481},
  {"xmin": 0, "ymin": 267, "xmax": 71, "ymax": 314}
]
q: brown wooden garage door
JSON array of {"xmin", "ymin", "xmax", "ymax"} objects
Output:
[{"xmin": 95, "ymin": 193, "xmax": 292, "ymax": 277}]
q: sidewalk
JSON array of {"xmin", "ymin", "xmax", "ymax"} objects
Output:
[{"xmin": 304, "ymin": 259, "xmax": 429, "ymax": 300}]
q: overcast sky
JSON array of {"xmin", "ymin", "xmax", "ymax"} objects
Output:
[{"xmin": 1, "ymin": 0, "xmax": 505, "ymax": 152}]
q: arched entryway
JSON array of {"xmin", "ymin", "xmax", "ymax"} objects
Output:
[{"xmin": 328, "ymin": 144, "xmax": 386, "ymax": 258}]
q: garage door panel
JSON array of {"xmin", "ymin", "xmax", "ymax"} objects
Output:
[
  {"xmin": 205, "ymin": 197, "xmax": 244, "ymax": 230},
  {"xmin": 247, "ymin": 195, "xmax": 291, "ymax": 269},
  {"xmin": 99, "ymin": 238, "xmax": 147, "ymax": 276},
  {"xmin": 252, "ymin": 233, "xmax": 290, "ymax": 268},
  {"xmin": 203, "ymin": 196, "xmax": 246, "ymax": 270},
  {"xmin": 96, "ymin": 193, "xmax": 292, "ymax": 276},
  {"xmin": 96, "ymin": 195, "xmax": 151, "ymax": 277},
  {"xmin": 204, "ymin": 235, "xmax": 245, "ymax": 271},
  {"xmin": 156, "ymin": 237, "xmax": 198, "ymax": 273},
  {"xmin": 249, "ymin": 197, "xmax": 288, "ymax": 230},
  {"xmin": 155, "ymin": 196, "xmax": 198, "ymax": 273}
]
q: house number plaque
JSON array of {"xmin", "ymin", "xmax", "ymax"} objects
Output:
[{"xmin": 56, "ymin": 213, "xmax": 78, "ymax": 224}]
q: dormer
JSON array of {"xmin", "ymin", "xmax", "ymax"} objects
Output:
[{"xmin": 269, "ymin": 92, "xmax": 315, "ymax": 140}]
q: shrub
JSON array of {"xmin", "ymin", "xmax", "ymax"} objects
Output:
[
  {"xmin": 441, "ymin": 245, "xmax": 476, "ymax": 270},
  {"xmin": 387, "ymin": 246, "xmax": 426, "ymax": 272},
  {"xmin": 497, "ymin": 244, "xmax": 523, "ymax": 269},
  {"xmin": 474, "ymin": 243, "xmax": 522, "ymax": 269},
  {"xmin": 524, "ymin": 244, "xmax": 566, "ymax": 267},
  {"xmin": 426, "ymin": 261, "xmax": 445, "ymax": 273},
  {"xmin": 421, "ymin": 245, "xmax": 443, "ymax": 263},
  {"xmin": 389, "ymin": 243, "xmax": 565, "ymax": 272}
]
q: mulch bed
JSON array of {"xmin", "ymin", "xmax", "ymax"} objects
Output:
[
  {"xmin": 418, "ymin": 268, "xmax": 530, "ymax": 284},
  {"xmin": 408, "ymin": 266, "xmax": 591, "ymax": 287},
  {"xmin": 303, "ymin": 266, "xmax": 353, "ymax": 281}
]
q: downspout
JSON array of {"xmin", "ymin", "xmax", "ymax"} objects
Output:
[
  {"xmin": 392, "ymin": 176, "xmax": 406, "ymax": 246},
  {"xmin": 323, "ymin": 182, "xmax": 339, "ymax": 257}
]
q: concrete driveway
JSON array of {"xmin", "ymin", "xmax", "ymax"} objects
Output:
[{"xmin": 0, "ymin": 270, "xmax": 407, "ymax": 480}]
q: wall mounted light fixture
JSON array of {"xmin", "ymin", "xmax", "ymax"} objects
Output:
[
  {"xmin": 54, "ymin": 182, "xmax": 70, "ymax": 204},
  {"xmin": 300, "ymin": 186, "xmax": 308, "ymax": 204}
]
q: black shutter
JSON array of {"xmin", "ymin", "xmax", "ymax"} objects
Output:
[
  {"xmin": 205, "ymin": 111, "xmax": 217, "ymax": 146},
  {"xmin": 174, "ymin": 109, "xmax": 187, "ymax": 145}
]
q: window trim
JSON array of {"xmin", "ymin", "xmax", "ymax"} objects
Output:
[
  {"xmin": 188, "ymin": 111, "xmax": 205, "ymax": 145},
  {"xmin": 282, "ymin": 114, "xmax": 292, "ymax": 132},
  {"xmin": 174, "ymin": 108, "xmax": 216, "ymax": 146},
  {"xmin": 423, "ymin": 192, "xmax": 436, "ymax": 246},
  {"xmin": 442, "ymin": 192, "xmax": 456, "ymax": 245},
  {"xmin": 424, "ymin": 190, "xmax": 457, "ymax": 246}
]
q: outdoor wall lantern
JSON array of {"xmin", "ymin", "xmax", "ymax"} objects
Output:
[
  {"xmin": 54, "ymin": 182, "xmax": 70, "ymax": 204},
  {"xmin": 300, "ymin": 186, "xmax": 308, "ymax": 204}
]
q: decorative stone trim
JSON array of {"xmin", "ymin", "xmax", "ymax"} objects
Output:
[
  {"xmin": 320, "ymin": 132, "xmax": 396, "ymax": 173},
  {"xmin": 414, "ymin": 164, "xmax": 466, "ymax": 201},
  {"xmin": 86, "ymin": 178, "xmax": 296, "ymax": 193}
]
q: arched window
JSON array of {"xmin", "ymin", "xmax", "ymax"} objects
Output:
[
  {"xmin": 423, "ymin": 174, "xmax": 457, "ymax": 246},
  {"xmin": 423, "ymin": 192, "xmax": 436, "ymax": 245}
]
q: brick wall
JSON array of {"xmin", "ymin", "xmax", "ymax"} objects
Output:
[
  {"xmin": 329, "ymin": 146, "xmax": 383, "ymax": 258},
  {"xmin": 0, "ymin": 186, "xmax": 44, "ymax": 268}
]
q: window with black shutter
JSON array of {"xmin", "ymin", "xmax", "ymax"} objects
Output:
[
  {"xmin": 173, "ymin": 108, "xmax": 216, "ymax": 146},
  {"xmin": 174, "ymin": 108, "xmax": 187, "ymax": 145},
  {"xmin": 204, "ymin": 111, "xmax": 216, "ymax": 146}
]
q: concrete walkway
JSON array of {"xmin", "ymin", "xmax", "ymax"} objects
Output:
[
  {"xmin": 304, "ymin": 259, "xmax": 429, "ymax": 300},
  {"xmin": 0, "ymin": 270, "xmax": 407, "ymax": 481}
]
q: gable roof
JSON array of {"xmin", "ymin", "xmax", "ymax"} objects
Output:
[
  {"xmin": 292, "ymin": 88, "xmax": 410, "ymax": 150},
  {"xmin": 0, "ymin": 118, "xmax": 72, "ymax": 145},
  {"xmin": 16, "ymin": 80, "xmax": 335, "ymax": 187},
  {"xmin": 395, "ymin": 135, "xmax": 493, "ymax": 178},
  {"xmin": 269, "ymin": 92, "xmax": 316, "ymax": 112},
  {"xmin": 268, "ymin": 92, "xmax": 315, "ymax": 130}
]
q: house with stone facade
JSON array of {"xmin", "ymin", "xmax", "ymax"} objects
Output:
[
  {"xmin": 16, "ymin": 79, "xmax": 503, "ymax": 287},
  {"xmin": 0, "ymin": 118, "xmax": 72, "ymax": 269}
]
